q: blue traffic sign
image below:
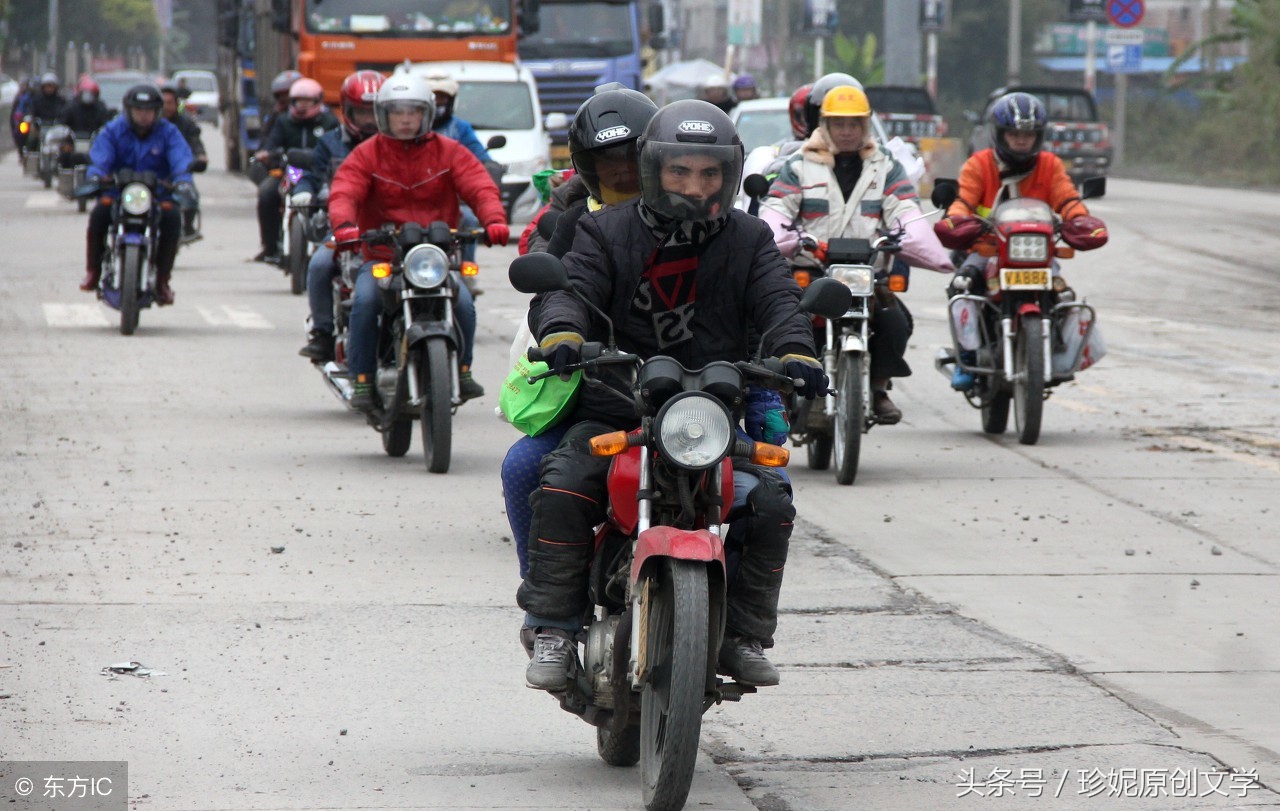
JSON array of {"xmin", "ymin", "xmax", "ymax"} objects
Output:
[
  {"xmin": 1106, "ymin": 43, "xmax": 1142, "ymax": 73},
  {"xmin": 1107, "ymin": 0, "xmax": 1144, "ymax": 28}
]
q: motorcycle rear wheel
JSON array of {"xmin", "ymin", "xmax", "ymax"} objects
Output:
[
  {"xmin": 1014, "ymin": 315, "xmax": 1045, "ymax": 445},
  {"xmin": 596, "ymin": 724, "xmax": 641, "ymax": 768},
  {"xmin": 119, "ymin": 245, "xmax": 141, "ymax": 336},
  {"xmin": 420, "ymin": 337, "xmax": 453, "ymax": 474},
  {"xmin": 640, "ymin": 558, "xmax": 709, "ymax": 811},
  {"xmin": 832, "ymin": 352, "xmax": 864, "ymax": 486},
  {"xmin": 288, "ymin": 217, "xmax": 307, "ymax": 296}
]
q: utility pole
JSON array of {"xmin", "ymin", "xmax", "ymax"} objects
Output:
[
  {"xmin": 883, "ymin": 0, "xmax": 921, "ymax": 86},
  {"xmin": 46, "ymin": 0, "xmax": 59, "ymax": 74},
  {"xmin": 1007, "ymin": 0, "xmax": 1021, "ymax": 85}
]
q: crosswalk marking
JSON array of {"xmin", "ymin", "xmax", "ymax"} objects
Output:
[
  {"xmin": 196, "ymin": 305, "xmax": 273, "ymax": 329},
  {"xmin": 25, "ymin": 192, "xmax": 63, "ymax": 209},
  {"xmin": 42, "ymin": 303, "xmax": 109, "ymax": 327}
]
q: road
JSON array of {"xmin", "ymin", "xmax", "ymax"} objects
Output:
[{"xmin": 2, "ymin": 127, "xmax": 1278, "ymax": 810}]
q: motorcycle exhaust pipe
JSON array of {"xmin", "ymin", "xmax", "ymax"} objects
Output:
[
  {"xmin": 934, "ymin": 347, "xmax": 957, "ymax": 378},
  {"xmin": 320, "ymin": 361, "xmax": 353, "ymax": 403}
]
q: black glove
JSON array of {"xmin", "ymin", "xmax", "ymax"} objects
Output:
[
  {"xmin": 780, "ymin": 354, "xmax": 829, "ymax": 400},
  {"xmin": 173, "ymin": 181, "xmax": 198, "ymax": 209},
  {"xmin": 191, "ymin": 157, "xmax": 208, "ymax": 173},
  {"xmin": 535, "ymin": 332, "xmax": 584, "ymax": 378}
]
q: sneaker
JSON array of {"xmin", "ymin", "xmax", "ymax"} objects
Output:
[
  {"xmin": 872, "ymin": 390, "xmax": 902, "ymax": 425},
  {"xmin": 717, "ymin": 636, "xmax": 779, "ymax": 687},
  {"xmin": 298, "ymin": 330, "xmax": 335, "ymax": 363},
  {"xmin": 254, "ymin": 249, "xmax": 282, "ymax": 265},
  {"xmin": 459, "ymin": 371, "xmax": 485, "ymax": 401},
  {"xmin": 519, "ymin": 626, "xmax": 536, "ymax": 659},
  {"xmin": 350, "ymin": 376, "xmax": 376, "ymax": 412},
  {"xmin": 951, "ymin": 351, "xmax": 977, "ymax": 392},
  {"xmin": 525, "ymin": 628, "xmax": 577, "ymax": 691}
]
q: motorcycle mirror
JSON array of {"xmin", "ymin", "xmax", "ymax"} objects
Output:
[
  {"xmin": 485, "ymin": 134, "xmax": 507, "ymax": 151},
  {"xmin": 509, "ymin": 252, "xmax": 571, "ymax": 294},
  {"xmin": 1080, "ymin": 176, "xmax": 1106, "ymax": 200},
  {"xmin": 800, "ymin": 277, "xmax": 854, "ymax": 321},
  {"xmin": 536, "ymin": 209, "xmax": 561, "ymax": 242},
  {"xmin": 930, "ymin": 178, "xmax": 958, "ymax": 210},
  {"xmin": 742, "ymin": 173, "xmax": 771, "ymax": 200}
]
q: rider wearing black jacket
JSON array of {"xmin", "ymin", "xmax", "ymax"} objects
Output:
[
  {"xmin": 61, "ymin": 78, "xmax": 112, "ymax": 137},
  {"xmin": 520, "ymin": 101, "xmax": 828, "ymax": 692},
  {"xmin": 29, "ymin": 73, "xmax": 67, "ymax": 122}
]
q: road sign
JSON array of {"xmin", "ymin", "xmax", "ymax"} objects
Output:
[
  {"xmin": 1068, "ymin": 0, "xmax": 1108, "ymax": 22},
  {"xmin": 1106, "ymin": 43, "xmax": 1142, "ymax": 72},
  {"xmin": 1104, "ymin": 28, "xmax": 1144, "ymax": 46},
  {"xmin": 921, "ymin": 0, "xmax": 948, "ymax": 33},
  {"xmin": 1107, "ymin": 0, "xmax": 1145, "ymax": 28},
  {"xmin": 728, "ymin": 0, "xmax": 762, "ymax": 46}
]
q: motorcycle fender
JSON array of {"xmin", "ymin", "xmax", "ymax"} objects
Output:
[
  {"xmin": 405, "ymin": 319, "xmax": 457, "ymax": 350},
  {"xmin": 630, "ymin": 527, "xmax": 726, "ymax": 586},
  {"xmin": 839, "ymin": 333, "xmax": 866, "ymax": 354},
  {"xmin": 121, "ymin": 233, "xmax": 146, "ymax": 245},
  {"xmin": 1017, "ymin": 302, "xmax": 1042, "ymax": 318}
]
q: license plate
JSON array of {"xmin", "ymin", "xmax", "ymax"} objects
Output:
[{"xmin": 1000, "ymin": 268, "xmax": 1051, "ymax": 290}]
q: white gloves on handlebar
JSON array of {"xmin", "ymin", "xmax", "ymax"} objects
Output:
[{"xmin": 291, "ymin": 191, "xmax": 313, "ymax": 207}]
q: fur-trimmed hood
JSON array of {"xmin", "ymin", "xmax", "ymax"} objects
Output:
[{"xmin": 800, "ymin": 124, "xmax": 880, "ymax": 167}]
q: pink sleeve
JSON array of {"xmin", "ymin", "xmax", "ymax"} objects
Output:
[
  {"xmin": 898, "ymin": 214, "xmax": 955, "ymax": 273},
  {"xmin": 759, "ymin": 206, "xmax": 800, "ymax": 258}
]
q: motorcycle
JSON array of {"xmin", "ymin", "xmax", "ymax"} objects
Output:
[
  {"xmin": 55, "ymin": 131, "xmax": 94, "ymax": 212},
  {"xmin": 932, "ymin": 177, "xmax": 1107, "ymax": 445},
  {"xmin": 76, "ymin": 170, "xmax": 169, "ymax": 335},
  {"xmin": 508, "ymin": 252, "xmax": 851, "ymax": 811},
  {"xmin": 36, "ymin": 121, "xmax": 72, "ymax": 189},
  {"xmin": 319, "ymin": 221, "xmax": 484, "ymax": 473},
  {"xmin": 786, "ymin": 231, "xmax": 913, "ymax": 485},
  {"xmin": 18, "ymin": 116, "xmax": 48, "ymax": 177},
  {"xmin": 279, "ymin": 148, "xmax": 316, "ymax": 295}
]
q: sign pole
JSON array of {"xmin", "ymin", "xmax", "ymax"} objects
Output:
[
  {"xmin": 926, "ymin": 29, "xmax": 938, "ymax": 99},
  {"xmin": 1114, "ymin": 71, "xmax": 1127, "ymax": 167},
  {"xmin": 815, "ymin": 36, "xmax": 824, "ymax": 81},
  {"xmin": 1083, "ymin": 20, "xmax": 1097, "ymax": 93}
]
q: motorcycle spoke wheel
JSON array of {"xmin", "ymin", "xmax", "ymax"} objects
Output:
[
  {"xmin": 119, "ymin": 245, "xmax": 141, "ymax": 336},
  {"xmin": 640, "ymin": 559, "xmax": 708, "ymax": 811},
  {"xmin": 1014, "ymin": 315, "xmax": 1045, "ymax": 445},
  {"xmin": 420, "ymin": 338, "xmax": 453, "ymax": 473},
  {"xmin": 288, "ymin": 217, "xmax": 307, "ymax": 296},
  {"xmin": 832, "ymin": 353, "xmax": 864, "ymax": 486}
]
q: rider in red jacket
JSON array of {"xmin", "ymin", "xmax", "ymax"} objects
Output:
[{"xmin": 329, "ymin": 72, "xmax": 508, "ymax": 408}]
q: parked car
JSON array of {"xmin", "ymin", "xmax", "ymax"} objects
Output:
[
  {"xmin": 91, "ymin": 71, "xmax": 155, "ymax": 114},
  {"xmin": 864, "ymin": 85, "xmax": 948, "ymax": 146},
  {"xmin": 967, "ymin": 85, "xmax": 1112, "ymax": 185},
  {"xmin": 0, "ymin": 73, "xmax": 20, "ymax": 106},
  {"xmin": 171, "ymin": 69, "xmax": 220, "ymax": 123}
]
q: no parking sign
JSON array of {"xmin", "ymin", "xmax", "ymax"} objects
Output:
[{"xmin": 1107, "ymin": 0, "xmax": 1144, "ymax": 28}]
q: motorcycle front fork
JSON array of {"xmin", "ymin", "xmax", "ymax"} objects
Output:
[
  {"xmin": 1000, "ymin": 314, "xmax": 1054, "ymax": 385},
  {"xmin": 401, "ymin": 296, "xmax": 458, "ymax": 408}
]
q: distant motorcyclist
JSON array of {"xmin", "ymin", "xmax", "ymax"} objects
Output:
[
  {"xmin": 253, "ymin": 77, "xmax": 339, "ymax": 264},
  {"xmin": 257, "ymin": 69, "xmax": 302, "ymax": 154},
  {"xmin": 161, "ymin": 83, "xmax": 208, "ymax": 239},
  {"xmin": 327, "ymin": 72, "xmax": 508, "ymax": 409},
  {"xmin": 732, "ymin": 73, "xmax": 759, "ymax": 102},
  {"xmin": 296, "ymin": 69, "xmax": 386, "ymax": 363},
  {"xmin": 700, "ymin": 74, "xmax": 736, "ymax": 114},
  {"xmin": 761, "ymin": 85, "xmax": 954, "ymax": 424},
  {"xmin": 60, "ymin": 77, "xmax": 112, "ymax": 139},
  {"xmin": 79, "ymin": 84, "xmax": 194, "ymax": 305},
  {"xmin": 935, "ymin": 91, "xmax": 1108, "ymax": 391},
  {"xmin": 425, "ymin": 69, "xmax": 497, "ymax": 268},
  {"xmin": 29, "ymin": 72, "xmax": 68, "ymax": 122}
]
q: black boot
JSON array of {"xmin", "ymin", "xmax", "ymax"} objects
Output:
[{"xmin": 298, "ymin": 329, "xmax": 334, "ymax": 362}]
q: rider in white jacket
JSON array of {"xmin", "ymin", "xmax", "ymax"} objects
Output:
[{"xmin": 759, "ymin": 84, "xmax": 953, "ymax": 423}]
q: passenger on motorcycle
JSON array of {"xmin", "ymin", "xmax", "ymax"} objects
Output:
[
  {"xmin": 257, "ymin": 70, "xmax": 302, "ymax": 160},
  {"xmin": 160, "ymin": 84, "xmax": 207, "ymax": 239},
  {"xmin": 426, "ymin": 69, "xmax": 500, "ymax": 268},
  {"xmin": 519, "ymin": 100, "xmax": 827, "ymax": 691},
  {"xmin": 328, "ymin": 72, "xmax": 508, "ymax": 410},
  {"xmin": 253, "ymin": 77, "xmax": 339, "ymax": 264},
  {"xmin": 79, "ymin": 84, "xmax": 194, "ymax": 305},
  {"xmin": 732, "ymin": 73, "xmax": 759, "ymax": 102},
  {"xmin": 296, "ymin": 69, "xmax": 386, "ymax": 363},
  {"xmin": 935, "ymin": 91, "xmax": 1108, "ymax": 391},
  {"xmin": 60, "ymin": 78, "xmax": 112, "ymax": 141},
  {"xmin": 760, "ymin": 85, "xmax": 954, "ymax": 423}
]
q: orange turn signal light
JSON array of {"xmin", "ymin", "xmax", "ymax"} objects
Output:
[
  {"xmin": 371, "ymin": 263, "xmax": 392, "ymax": 279},
  {"xmin": 269, "ymin": 168, "xmax": 283, "ymax": 178},
  {"xmin": 1054, "ymin": 246, "xmax": 1076, "ymax": 259},
  {"xmin": 793, "ymin": 270, "xmax": 811, "ymax": 288},
  {"xmin": 888, "ymin": 274, "xmax": 908, "ymax": 293},
  {"xmin": 750, "ymin": 442, "xmax": 790, "ymax": 467},
  {"xmin": 460, "ymin": 261, "xmax": 479, "ymax": 277},
  {"xmin": 18, "ymin": 121, "xmax": 30, "ymax": 135},
  {"xmin": 589, "ymin": 431, "xmax": 629, "ymax": 457}
]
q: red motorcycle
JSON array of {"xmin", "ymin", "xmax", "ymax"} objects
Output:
[{"xmin": 509, "ymin": 252, "xmax": 850, "ymax": 811}]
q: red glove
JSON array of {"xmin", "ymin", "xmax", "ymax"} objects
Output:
[
  {"xmin": 1060, "ymin": 215, "xmax": 1108, "ymax": 251},
  {"xmin": 333, "ymin": 225, "xmax": 361, "ymax": 252},
  {"xmin": 485, "ymin": 222, "xmax": 510, "ymax": 247},
  {"xmin": 934, "ymin": 215, "xmax": 986, "ymax": 250}
]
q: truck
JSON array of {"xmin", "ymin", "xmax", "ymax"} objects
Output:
[
  {"xmin": 967, "ymin": 85, "xmax": 1112, "ymax": 186},
  {"xmin": 217, "ymin": 0, "xmax": 542, "ymax": 173},
  {"xmin": 517, "ymin": 0, "xmax": 655, "ymax": 167}
]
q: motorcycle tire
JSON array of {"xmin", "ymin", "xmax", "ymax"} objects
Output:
[
  {"xmin": 640, "ymin": 558, "xmax": 708, "ymax": 811},
  {"xmin": 42, "ymin": 169, "xmax": 52, "ymax": 189},
  {"xmin": 799, "ymin": 399, "xmax": 832, "ymax": 470},
  {"xmin": 77, "ymin": 196, "xmax": 87, "ymax": 213},
  {"xmin": 596, "ymin": 724, "xmax": 641, "ymax": 768},
  {"xmin": 1014, "ymin": 315, "xmax": 1045, "ymax": 445},
  {"xmin": 420, "ymin": 337, "xmax": 453, "ymax": 474},
  {"xmin": 119, "ymin": 246, "xmax": 141, "ymax": 336},
  {"xmin": 981, "ymin": 386, "xmax": 1011, "ymax": 435},
  {"xmin": 832, "ymin": 352, "xmax": 865, "ymax": 486},
  {"xmin": 288, "ymin": 217, "xmax": 307, "ymax": 296}
]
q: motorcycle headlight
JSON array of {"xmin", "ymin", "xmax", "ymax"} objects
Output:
[
  {"xmin": 1008, "ymin": 234, "xmax": 1048, "ymax": 263},
  {"xmin": 121, "ymin": 183, "xmax": 152, "ymax": 216},
  {"xmin": 655, "ymin": 392, "xmax": 734, "ymax": 471},
  {"xmin": 830, "ymin": 264, "xmax": 874, "ymax": 296},
  {"xmin": 402, "ymin": 244, "xmax": 449, "ymax": 289}
]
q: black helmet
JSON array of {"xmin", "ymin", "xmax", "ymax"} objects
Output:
[
  {"xmin": 989, "ymin": 91, "xmax": 1047, "ymax": 173},
  {"xmin": 568, "ymin": 85, "xmax": 658, "ymax": 204},
  {"xmin": 637, "ymin": 99, "xmax": 743, "ymax": 224},
  {"xmin": 123, "ymin": 84, "xmax": 163, "ymax": 112},
  {"xmin": 804, "ymin": 72, "xmax": 862, "ymax": 134}
]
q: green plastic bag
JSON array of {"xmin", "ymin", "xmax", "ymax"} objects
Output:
[{"xmin": 499, "ymin": 355, "xmax": 582, "ymax": 437}]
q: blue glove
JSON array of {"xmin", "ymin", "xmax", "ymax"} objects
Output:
[
  {"xmin": 780, "ymin": 354, "xmax": 829, "ymax": 401},
  {"xmin": 744, "ymin": 386, "xmax": 789, "ymax": 445}
]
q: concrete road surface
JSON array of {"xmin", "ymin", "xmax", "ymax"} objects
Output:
[{"xmin": 1, "ymin": 127, "xmax": 1278, "ymax": 810}]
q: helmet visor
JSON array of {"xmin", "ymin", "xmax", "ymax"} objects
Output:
[
  {"xmin": 375, "ymin": 99, "xmax": 433, "ymax": 140},
  {"xmin": 639, "ymin": 141, "xmax": 742, "ymax": 223},
  {"xmin": 572, "ymin": 142, "xmax": 641, "ymax": 205}
]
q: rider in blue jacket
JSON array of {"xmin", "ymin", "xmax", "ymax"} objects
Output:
[{"xmin": 80, "ymin": 84, "xmax": 194, "ymax": 304}]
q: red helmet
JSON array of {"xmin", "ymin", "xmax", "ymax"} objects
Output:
[
  {"xmin": 339, "ymin": 70, "xmax": 386, "ymax": 139},
  {"xmin": 789, "ymin": 83, "xmax": 813, "ymax": 140},
  {"xmin": 77, "ymin": 77, "xmax": 100, "ymax": 96}
]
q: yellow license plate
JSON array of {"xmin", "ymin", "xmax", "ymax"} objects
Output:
[{"xmin": 1000, "ymin": 268, "xmax": 1051, "ymax": 290}]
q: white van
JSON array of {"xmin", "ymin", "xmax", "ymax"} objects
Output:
[{"xmin": 402, "ymin": 60, "xmax": 566, "ymax": 222}]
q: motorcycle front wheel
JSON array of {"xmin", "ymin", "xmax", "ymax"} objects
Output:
[
  {"xmin": 640, "ymin": 558, "xmax": 709, "ymax": 811},
  {"xmin": 1013, "ymin": 315, "xmax": 1045, "ymax": 445},
  {"xmin": 288, "ymin": 217, "xmax": 307, "ymax": 296},
  {"xmin": 119, "ymin": 245, "xmax": 141, "ymax": 336},
  {"xmin": 832, "ymin": 352, "xmax": 865, "ymax": 486},
  {"xmin": 381, "ymin": 369, "xmax": 412, "ymax": 458},
  {"xmin": 419, "ymin": 337, "xmax": 453, "ymax": 473}
]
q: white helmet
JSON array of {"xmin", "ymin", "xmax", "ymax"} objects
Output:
[
  {"xmin": 374, "ymin": 73, "xmax": 434, "ymax": 140},
  {"xmin": 424, "ymin": 69, "xmax": 459, "ymax": 98}
]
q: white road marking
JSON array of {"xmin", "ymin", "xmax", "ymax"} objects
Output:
[
  {"xmin": 42, "ymin": 303, "xmax": 108, "ymax": 327},
  {"xmin": 25, "ymin": 192, "xmax": 63, "ymax": 209},
  {"xmin": 196, "ymin": 305, "xmax": 273, "ymax": 329}
]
